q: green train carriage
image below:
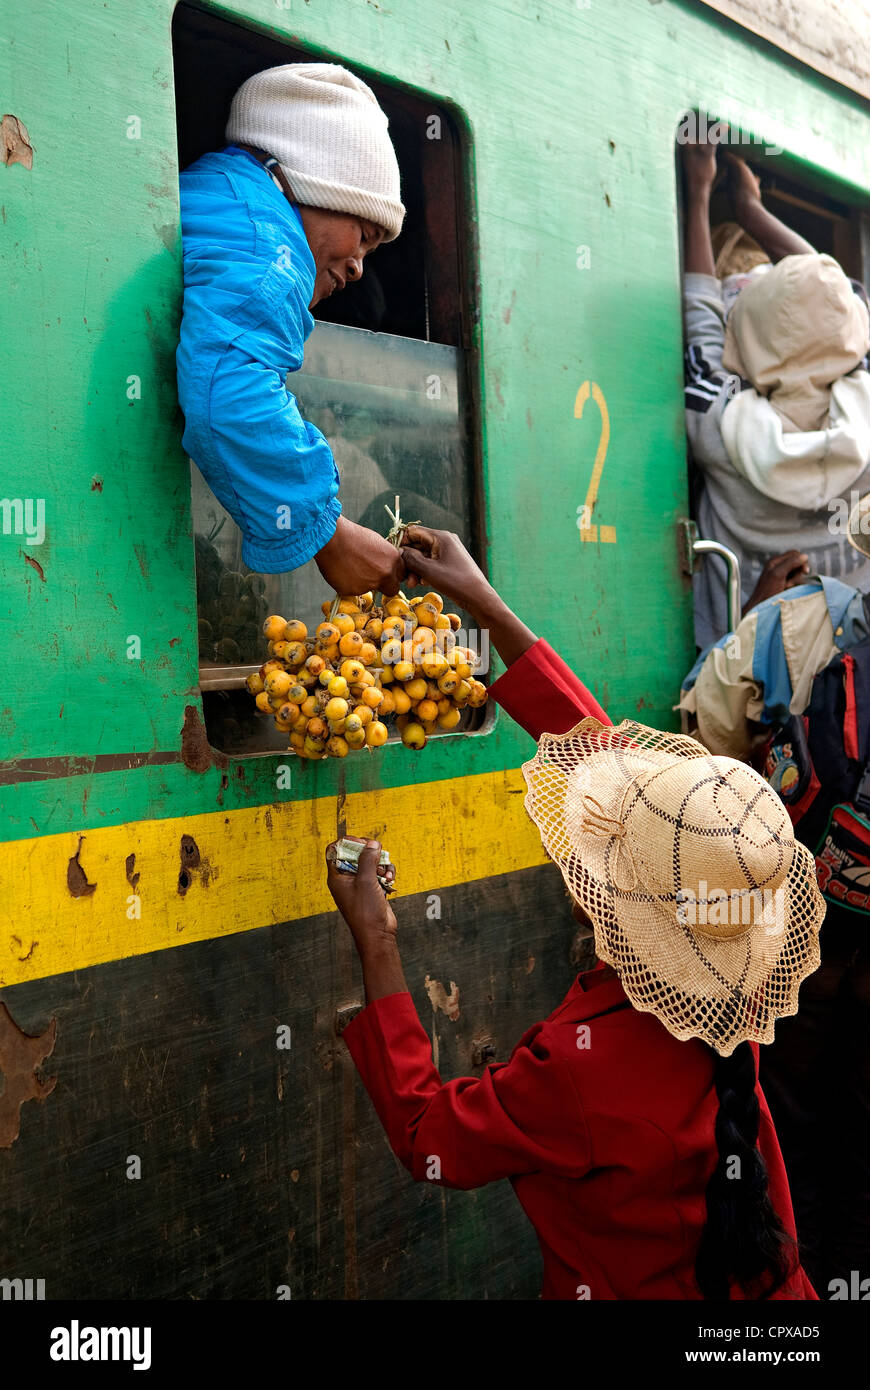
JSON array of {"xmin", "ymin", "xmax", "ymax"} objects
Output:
[{"xmin": 1, "ymin": 0, "xmax": 868, "ymax": 1299}]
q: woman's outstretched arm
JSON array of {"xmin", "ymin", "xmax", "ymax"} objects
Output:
[{"xmin": 400, "ymin": 526, "xmax": 611, "ymax": 734}]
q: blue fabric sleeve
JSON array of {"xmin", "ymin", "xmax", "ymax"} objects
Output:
[
  {"xmin": 749, "ymin": 600, "xmax": 793, "ymax": 726},
  {"xmin": 187, "ymin": 344, "xmax": 341, "ymax": 572},
  {"xmin": 177, "ymin": 148, "xmax": 341, "ymax": 573}
]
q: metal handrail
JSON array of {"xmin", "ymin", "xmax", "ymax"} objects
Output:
[{"xmin": 691, "ymin": 539, "xmax": 742, "ymax": 635}]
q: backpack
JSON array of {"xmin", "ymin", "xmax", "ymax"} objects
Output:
[{"xmin": 763, "ymin": 628, "xmax": 870, "ymax": 917}]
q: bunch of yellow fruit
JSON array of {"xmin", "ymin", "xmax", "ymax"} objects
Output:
[{"xmin": 245, "ymin": 590, "xmax": 487, "ymax": 759}]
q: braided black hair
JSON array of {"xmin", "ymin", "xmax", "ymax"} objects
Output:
[{"xmin": 695, "ymin": 1040, "xmax": 797, "ymax": 1300}]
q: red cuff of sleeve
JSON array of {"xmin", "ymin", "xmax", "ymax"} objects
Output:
[
  {"xmin": 341, "ymin": 991, "xmax": 417, "ymax": 1051},
  {"xmin": 342, "ymin": 991, "xmax": 445, "ymax": 1175},
  {"xmin": 489, "ymin": 638, "xmax": 611, "ymax": 740}
]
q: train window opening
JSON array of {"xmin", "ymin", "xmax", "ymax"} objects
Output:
[
  {"xmin": 675, "ymin": 117, "xmax": 869, "ymax": 281},
  {"xmin": 172, "ymin": 3, "xmax": 485, "ymax": 756},
  {"xmin": 173, "ymin": 5, "xmax": 467, "ymax": 345},
  {"xmin": 675, "ymin": 113, "xmax": 870, "ymax": 648}
]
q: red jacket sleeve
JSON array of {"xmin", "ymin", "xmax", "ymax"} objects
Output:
[
  {"xmin": 342, "ymin": 992, "xmax": 591, "ymax": 1190},
  {"xmin": 488, "ymin": 638, "xmax": 611, "ymax": 739}
]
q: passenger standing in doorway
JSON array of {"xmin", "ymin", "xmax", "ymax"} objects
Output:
[
  {"xmin": 682, "ymin": 136, "xmax": 870, "ymax": 649},
  {"xmin": 177, "ymin": 64, "xmax": 407, "ymax": 595}
]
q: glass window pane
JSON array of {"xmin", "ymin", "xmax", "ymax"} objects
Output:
[{"xmin": 194, "ymin": 323, "xmax": 484, "ymax": 754}]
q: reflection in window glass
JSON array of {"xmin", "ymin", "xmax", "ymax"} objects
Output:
[{"xmin": 195, "ymin": 324, "xmax": 481, "ymax": 753}]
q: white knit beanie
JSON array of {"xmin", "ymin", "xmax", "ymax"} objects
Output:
[{"xmin": 226, "ymin": 63, "xmax": 405, "ymax": 241}]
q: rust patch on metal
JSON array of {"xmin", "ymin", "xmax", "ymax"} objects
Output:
[
  {"xmin": 0, "ymin": 748, "xmax": 182, "ymax": 785},
  {"xmin": 424, "ymin": 974, "xmax": 460, "ymax": 1021},
  {"xmin": 177, "ymin": 833, "xmax": 216, "ymax": 896},
  {"xmin": 334, "ymin": 1002, "xmax": 363, "ymax": 1036},
  {"xmin": 132, "ymin": 543, "xmax": 149, "ymax": 580},
  {"xmin": 67, "ymin": 837, "xmax": 96, "ymax": 897},
  {"xmin": 1, "ymin": 114, "xmax": 33, "ymax": 170},
  {"xmin": 23, "ymin": 553, "xmax": 45, "ymax": 581},
  {"xmin": 125, "ymin": 853, "xmax": 140, "ymax": 890},
  {"xmin": 0, "ymin": 1003, "xmax": 57, "ymax": 1147},
  {"xmin": 471, "ymin": 1036, "xmax": 497, "ymax": 1067},
  {"xmin": 181, "ymin": 705, "xmax": 227, "ymax": 773}
]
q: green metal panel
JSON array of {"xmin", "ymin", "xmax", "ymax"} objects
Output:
[{"xmin": 3, "ymin": 0, "xmax": 870, "ymax": 839}]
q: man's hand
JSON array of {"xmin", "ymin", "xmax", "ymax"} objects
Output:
[
  {"xmin": 743, "ymin": 551, "xmax": 810, "ymax": 616},
  {"xmin": 681, "ymin": 132, "xmax": 718, "ymax": 277},
  {"xmin": 681, "ymin": 134, "xmax": 718, "ymax": 191},
  {"xmin": 723, "ymin": 151, "xmax": 762, "ymax": 220},
  {"xmin": 721, "ymin": 150, "xmax": 814, "ymax": 261},
  {"xmin": 316, "ymin": 517, "xmax": 405, "ymax": 596},
  {"xmin": 326, "ymin": 837, "xmax": 397, "ymax": 951},
  {"xmin": 400, "ymin": 526, "xmax": 496, "ymax": 617}
]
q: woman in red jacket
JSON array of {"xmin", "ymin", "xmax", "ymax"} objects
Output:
[{"xmin": 326, "ymin": 527, "xmax": 823, "ymax": 1301}]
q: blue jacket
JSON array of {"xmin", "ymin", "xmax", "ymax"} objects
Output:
[{"xmin": 177, "ymin": 145, "xmax": 341, "ymax": 572}]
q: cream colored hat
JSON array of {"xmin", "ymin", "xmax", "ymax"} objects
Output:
[
  {"xmin": 847, "ymin": 492, "xmax": 870, "ymax": 560},
  {"xmin": 522, "ymin": 719, "xmax": 824, "ymax": 1056},
  {"xmin": 226, "ymin": 63, "xmax": 405, "ymax": 240},
  {"xmin": 722, "ymin": 252, "xmax": 870, "ymax": 433}
]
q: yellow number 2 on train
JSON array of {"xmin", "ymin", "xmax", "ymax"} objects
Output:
[{"xmin": 575, "ymin": 381, "xmax": 616, "ymax": 543}]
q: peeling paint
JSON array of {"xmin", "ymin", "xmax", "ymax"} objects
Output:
[
  {"xmin": 125, "ymin": 853, "xmax": 140, "ymax": 890},
  {"xmin": 132, "ymin": 543, "xmax": 150, "ymax": 582},
  {"xmin": 67, "ymin": 837, "xmax": 97, "ymax": 897},
  {"xmin": 0, "ymin": 749, "xmax": 182, "ymax": 785},
  {"xmin": 0, "ymin": 1002, "xmax": 57, "ymax": 1147},
  {"xmin": 23, "ymin": 553, "xmax": 45, "ymax": 582},
  {"xmin": 471, "ymin": 1035, "xmax": 496, "ymax": 1067},
  {"xmin": 177, "ymin": 833, "xmax": 216, "ymax": 896},
  {"xmin": 181, "ymin": 704, "xmax": 227, "ymax": 773},
  {"xmin": 424, "ymin": 974, "xmax": 460, "ymax": 1021},
  {"xmin": 1, "ymin": 114, "xmax": 33, "ymax": 169}
]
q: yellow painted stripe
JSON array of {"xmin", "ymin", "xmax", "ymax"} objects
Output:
[{"xmin": 1, "ymin": 769, "xmax": 549, "ymax": 987}]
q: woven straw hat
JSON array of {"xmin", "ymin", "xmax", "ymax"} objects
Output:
[
  {"xmin": 522, "ymin": 719, "xmax": 824, "ymax": 1056},
  {"xmin": 847, "ymin": 492, "xmax": 870, "ymax": 560}
]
